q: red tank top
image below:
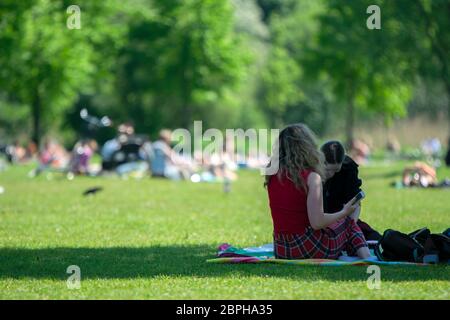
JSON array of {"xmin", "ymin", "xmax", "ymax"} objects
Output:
[{"xmin": 267, "ymin": 169, "xmax": 312, "ymax": 234}]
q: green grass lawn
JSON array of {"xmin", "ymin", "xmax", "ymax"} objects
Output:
[{"xmin": 0, "ymin": 161, "xmax": 449, "ymax": 299}]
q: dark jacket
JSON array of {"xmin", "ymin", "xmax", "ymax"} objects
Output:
[{"xmin": 323, "ymin": 156, "xmax": 382, "ymax": 241}]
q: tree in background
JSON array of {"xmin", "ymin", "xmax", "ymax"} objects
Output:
[
  {"xmin": 416, "ymin": 0, "xmax": 450, "ymax": 131},
  {"xmin": 230, "ymin": 0, "xmax": 270, "ymax": 129},
  {"xmin": 0, "ymin": 0, "xmax": 127, "ymax": 146},
  {"xmin": 392, "ymin": 0, "xmax": 450, "ymax": 132},
  {"xmin": 116, "ymin": 0, "xmax": 247, "ymax": 135},
  {"xmin": 0, "ymin": 0, "xmax": 448, "ymax": 146},
  {"xmin": 260, "ymin": 0, "xmax": 335, "ymax": 134},
  {"xmin": 259, "ymin": 46, "xmax": 302, "ymax": 128},
  {"xmin": 304, "ymin": 0, "xmax": 412, "ymax": 145}
]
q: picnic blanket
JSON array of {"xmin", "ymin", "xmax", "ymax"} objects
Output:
[{"xmin": 206, "ymin": 243, "xmax": 429, "ymax": 266}]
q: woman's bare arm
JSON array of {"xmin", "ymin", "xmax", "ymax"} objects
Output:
[{"xmin": 307, "ymin": 172, "xmax": 359, "ymax": 230}]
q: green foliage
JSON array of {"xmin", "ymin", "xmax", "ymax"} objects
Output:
[
  {"xmin": 0, "ymin": 0, "xmax": 448, "ymax": 143},
  {"xmin": 302, "ymin": 0, "xmax": 416, "ymax": 141},
  {"xmin": 258, "ymin": 1, "xmax": 331, "ymax": 131},
  {"xmin": 259, "ymin": 46, "xmax": 302, "ymax": 127},
  {"xmin": 256, "ymin": 0, "xmax": 297, "ymax": 23},
  {"xmin": 0, "ymin": 0, "xmax": 127, "ymax": 144},
  {"xmin": 383, "ymin": 0, "xmax": 450, "ymax": 126},
  {"xmin": 112, "ymin": 0, "xmax": 248, "ymax": 135},
  {"xmin": 0, "ymin": 99, "xmax": 30, "ymax": 138}
]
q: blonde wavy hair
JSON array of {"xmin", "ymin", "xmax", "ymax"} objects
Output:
[{"xmin": 265, "ymin": 123, "xmax": 324, "ymax": 190}]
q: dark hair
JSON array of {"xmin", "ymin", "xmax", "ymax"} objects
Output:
[{"xmin": 321, "ymin": 141, "xmax": 345, "ymax": 164}]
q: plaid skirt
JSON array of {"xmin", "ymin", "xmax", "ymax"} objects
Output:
[{"xmin": 274, "ymin": 217, "xmax": 368, "ymax": 259}]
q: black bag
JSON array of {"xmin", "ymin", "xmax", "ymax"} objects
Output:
[
  {"xmin": 408, "ymin": 227, "xmax": 431, "ymax": 246},
  {"xmin": 410, "ymin": 228, "xmax": 450, "ymax": 262},
  {"xmin": 375, "ymin": 228, "xmax": 450, "ymax": 263},
  {"xmin": 375, "ymin": 229, "xmax": 424, "ymax": 262},
  {"xmin": 427, "ymin": 234, "xmax": 450, "ymax": 262}
]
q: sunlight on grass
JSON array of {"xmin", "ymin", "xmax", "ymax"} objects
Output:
[{"xmin": 0, "ymin": 163, "xmax": 449, "ymax": 299}]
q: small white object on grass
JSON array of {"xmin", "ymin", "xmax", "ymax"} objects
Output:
[
  {"xmin": 0, "ymin": 186, "xmax": 5, "ymax": 194},
  {"xmin": 190, "ymin": 173, "xmax": 201, "ymax": 183}
]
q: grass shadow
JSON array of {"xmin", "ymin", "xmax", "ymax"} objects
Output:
[{"xmin": 0, "ymin": 246, "xmax": 448, "ymax": 282}]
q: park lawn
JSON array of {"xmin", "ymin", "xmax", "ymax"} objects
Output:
[{"xmin": 0, "ymin": 161, "xmax": 449, "ymax": 299}]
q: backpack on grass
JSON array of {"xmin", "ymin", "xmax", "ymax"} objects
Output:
[{"xmin": 374, "ymin": 228, "xmax": 450, "ymax": 264}]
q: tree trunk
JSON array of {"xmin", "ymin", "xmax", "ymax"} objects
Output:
[
  {"xmin": 181, "ymin": 84, "xmax": 192, "ymax": 130},
  {"xmin": 444, "ymin": 82, "xmax": 450, "ymax": 136},
  {"xmin": 180, "ymin": 36, "xmax": 192, "ymax": 129},
  {"xmin": 31, "ymin": 89, "xmax": 41, "ymax": 147},
  {"xmin": 345, "ymin": 81, "xmax": 355, "ymax": 149},
  {"xmin": 181, "ymin": 98, "xmax": 192, "ymax": 129}
]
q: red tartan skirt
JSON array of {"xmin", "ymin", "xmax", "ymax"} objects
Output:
[{"xmin": 273, "ymin": 217, "xmax": 368, "ymax": 259}]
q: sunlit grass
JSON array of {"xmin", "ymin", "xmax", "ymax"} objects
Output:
[{"xmin": 0, "ymin": 162, "xmax": 449, "ymax": 299}]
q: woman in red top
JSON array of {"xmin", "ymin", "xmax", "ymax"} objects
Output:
[{"xmin": 266, "ymin": 124, "xmax": 370, "ymax": 260}]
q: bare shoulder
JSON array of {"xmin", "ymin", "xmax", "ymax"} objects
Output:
[{"xmin": 307, "ymin": 171, "xmax": 322, "ymax": 186}]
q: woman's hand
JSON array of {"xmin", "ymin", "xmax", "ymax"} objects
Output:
[{"xmin": 341, "ymin": 199, "xmax": 360, "ymax": 217}]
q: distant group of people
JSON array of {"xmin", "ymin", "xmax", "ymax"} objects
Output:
[
  {"xmin": 3, "ymin": 121, "xmax": 450, "ymax": 188},
  {"xmin": 100, "ymin": 122, "xmax": 153, "ymax": 176},
  {"xmin": 397, "ymin": 137, "xmax": 450, "ymax": 188},
  {"xmin": 28, "ymin": 138, "xmax": 98, "ymax": 178},
  {"xmin": 0, "ymin": 141, "xmax": 37, "ymax": 164},
  {"xmin": 400, "ymin": 161, "xmax": 450, "ymax": 188},
  {"xmin": 2, "ymin": 121, "xmax": 271, "ymax": 182},
  {"xmin": 99, "ymin": 123, "xmax": 243, "ymax": 181}
]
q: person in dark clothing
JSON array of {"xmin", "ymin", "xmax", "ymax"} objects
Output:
[{"xmin": 321, "ymin": 141, "xmax": 382, "ymax": 241}]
